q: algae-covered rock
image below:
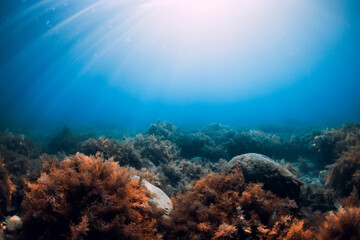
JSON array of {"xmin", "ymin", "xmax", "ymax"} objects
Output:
[{"xmin": 226, "ymin": 153, "xmax": 302, "ymax": 200}]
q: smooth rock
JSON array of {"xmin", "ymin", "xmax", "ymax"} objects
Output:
[
  {"xmin": 132, "ymin": 176, "xmax": 173, "ymax": 217},
  {"xmin": 6, "ymin": 215, "xmax": 22, "ymax": 232},
  {"xmin": 142, "ymin": 179, "xmax": 173, "ymax": 216},
  {"xmin": 227, "ymin": 153, "xmax": 302, "ymax": 200}
]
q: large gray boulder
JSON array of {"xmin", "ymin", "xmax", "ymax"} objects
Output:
[{"xmin": 226, "ymin": 153, "xmax": 302, "ymax": 200}]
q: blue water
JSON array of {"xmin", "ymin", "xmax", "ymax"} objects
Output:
[{"xmin": 1, "ymin": 0, "xmax": 360, "ymax": 131}]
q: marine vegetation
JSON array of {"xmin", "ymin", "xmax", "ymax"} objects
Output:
[
  {"xmin": 312, "ymin": 124, "xmax": 360, "ymax": 168},
  {"xmin": 318, "ymin": 124, "xmax": 360, "ymax": 206},
  {"xmin": 147, "ymin": 121, "xmax": 179, "ymax": 140},
  {"xmin": 155, "ymin": 158, "xmax": 216, "ymax": 196},
  {"xmin": 146, "ymin": 122, "xmax": 319, "ymax": 163},
  {"xmin": 22, "ymin": 153, "xmax": 161, "ymax": 240},
  {"xmin": 0, "ymin": 157, "xmax": 15, "ymax": 217},
  {"xmin": 0, "ymin": 149, "xmax": 32, "ymax": 214},
  {"xmin": 0, "ymin": 130, "xmax": 41, "ymax": 214},
  {"xmin": 161, "ymin": 168, "xmax": 360, "ymax": 240},
  {"xmin": 0, "ymin": 122, "xmax": 357, "ymax": 239},
  {"xmin": 162, "ymin": 168, "xmax": 305, "ymax": 240},
  {"xmin": 0, "ymin": 130, "xmax": 41, "ymax": 159},
  {"xmin": 130, "ymin": 134, "xmax": 180, "ymax": 167},
  {"xmin": 80, "ymin": 137, "xmax": 145, "ymax": 169},
  {"xmin": 317, "ymin": 207, "xmax": 360, "ymax": 240},
  {"xmin": 81, "ymin": 134, "xmax": 180, "ymax": 170},
  {"xmin": 48, "ymin": 126, "xmax": 91, "ymax": 155},
  {"xmin": 326, "ymin": 146, "xmax": 360, "ymax": 198}
]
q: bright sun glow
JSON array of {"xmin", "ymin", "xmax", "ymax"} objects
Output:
[
  {"xmin": 4, "ymin": 0, "xmax": 344, "ymax": 103},
  {"xmin": 102, "ymin": 0, "xmax": 342, "ymax": 102}
]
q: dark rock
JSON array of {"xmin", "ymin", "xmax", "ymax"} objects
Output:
[{"xmin": 226, "ymin": 153, "xmax": 302, "ymax": 200}]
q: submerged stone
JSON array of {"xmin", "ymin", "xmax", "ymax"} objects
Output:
[
  {"xmin": 132, "ymin": 176, "xmax": 173, "ymax": 217},
  {"xmin": 142, "ymin": 179, "xmax": 173, "ymax": 217},
  {"xmin": 227, "ymin": 153, "xmax": 302, "ymax": 200},
  {"xmin": 6, "ymin": 215, "xmax": 22, "ymax": 232}
]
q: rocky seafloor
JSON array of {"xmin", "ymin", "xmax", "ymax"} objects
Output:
[{"xmin": 0, "ymin": 122, "xmax": 359, "ymax": 239}]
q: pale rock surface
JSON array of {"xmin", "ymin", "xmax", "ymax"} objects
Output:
[
  {"xmin": 6, "ymin": 215, "xmax": 22, "ymax": 232},
  {"xmin": 132, "ymin": 176, "xmax": 173, "ymax": 217}
]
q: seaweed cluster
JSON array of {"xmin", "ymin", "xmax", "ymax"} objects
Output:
[
  {"xmin": 162, "ymin": 166, "xmax": 360, "ymax": 240},
  {"xmin": 162, "ymin": 168, "xmax": 300, "ymax": 239},
  {"xmin": 22, "ymin": 153, "xmax": 160, "ymax": 240},
  {"xmin": 147, "ymin": 122, "xmax": 319, "ymax": 163},
  {"xmin": 155, "ymin": 158, "xmax": 216, "ymax": 195},
  {"xmin": 80, "ymin": 137, "xmax": 145, "ymax": 169},
  {"xmin": 47, "ymin": 126, "xmax": 92, "ymax": 155},
  {"xmin": 0, "ymin": 157, "xmax": 15, "ymax": 217},
  {"xmin": 0, "ymin": 122, "xmax": 358, "ymax": 239},
  {"xmin": 0, "ymin": 130, "xmax": 42, "ymax": 215},
  {"xmin": 81, "ymin": 134, "xmax": 180, "ymax": 169},
  {"xmin": 323, "ymin": 124, "xmax": 360, "ymax": 204}
]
